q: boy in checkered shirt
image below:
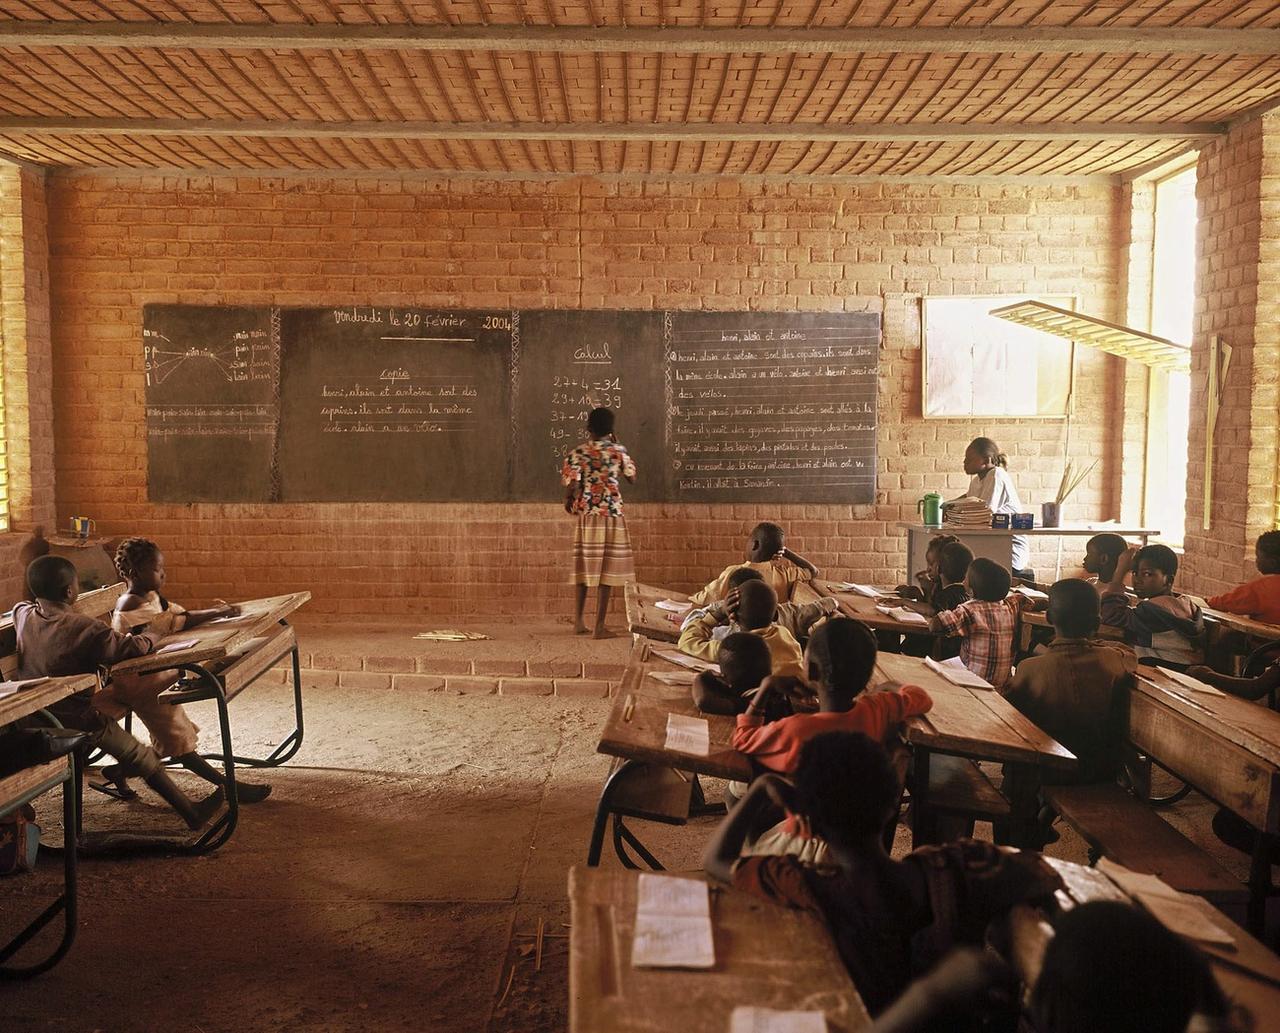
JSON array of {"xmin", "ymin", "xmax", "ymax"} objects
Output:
[{"xmin": 928, "ymin": 558, "xmax": 1027, "ymax": 690}]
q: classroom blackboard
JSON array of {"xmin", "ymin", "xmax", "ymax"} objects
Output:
[
  {"xmin": 142, "ymin": 305, "xmax": 880, "ymax": 504},
  {"xmin": 275, "ymin": 306, "xmax": 514, "ymax": 502},
  {"xmin": 142, "ymin": 304, "xmax": 279, "ymax": 502},
  {"xmin": 511, "ymin": 309, "xmax": 666, "ymax": 502}
]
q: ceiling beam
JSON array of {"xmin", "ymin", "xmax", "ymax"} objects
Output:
[
  {"xmin": 0, "ymin": 21, "xmax": 1277, "ymax": 55},
  {"xmin": 0, "ymin": 117, "xmax": 1221, "ymax": 143}
]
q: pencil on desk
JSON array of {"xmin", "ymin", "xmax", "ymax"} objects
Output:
[{"xmin": 622, "ymin": 694, "xmax": 635, "ymax": 722}]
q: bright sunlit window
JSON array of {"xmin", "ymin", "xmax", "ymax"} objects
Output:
[{"xmin": 1145, "ymin": 165, "xmax": 1196, "ymax": 546}]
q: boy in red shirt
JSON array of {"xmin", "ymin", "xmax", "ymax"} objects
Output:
[
  {"xmin": 1205, "ymin": 530, "xmax": 1280, "ymax": 625},
  {"xmin": 733, "ymin": 617, "xmax": 932, "ymax": 774}
]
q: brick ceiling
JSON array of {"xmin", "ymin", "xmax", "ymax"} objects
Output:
[{"xmin": 0, "ymin": 1, "xmax": 1277, "ymax": 179}]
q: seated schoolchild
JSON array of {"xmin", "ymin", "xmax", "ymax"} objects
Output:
[
  {"xmin": 900, "ymin": 541, "xmax": 973, "ymax": 661},
  {"xmin": 679, "ymin": 581, "xmax": 805, "ymax": 678},
  {"xmin": 1004, "ymin": 580, "xmax": 1136, "ymax": 785},
  {"xmin": 96, "ymin": 537, "xmax": 271, "ymax": 804},
  {"xmin": 866, "ymin": 900, "xmax": 1228, "ymax": 1033},
  {"xmin": 691, "ymin": 632, "xmax": 774, "ymax": 716},
  {"xmin": 895, "ymin": 533, "xmax": 959, "ymax": 602},
  {"xmin": 732, "ymin": 618, "xmax": 932, "ymax": 775},
  {"xmin": 704, "ymin": 731, "xmax": 1061, "ymax": 1018},
  {"xmin": 929, "ymin": 558, "xmax": 1025, "ymax": 690},
  {"xmin": 689, "ymin": 521, "xmax": 818, "ymax": 605},
  {"xmin": 14, "ymin": 556, "xmax": 223, "ymax": 830},
  {"xmin": 1204, "ymin": 530, "xmax": 1280, "ymax": 625},
  {"xmin": 1081, "ymin": 532, "xmax": 1128, "ymax": 594},
  {"xmin": 680, "ymin": 567, "xmax": 836, "ymax": 646},
  {"xmin": 1100, "ymin": 544, "xmax": 1204, "ymax": 670}
]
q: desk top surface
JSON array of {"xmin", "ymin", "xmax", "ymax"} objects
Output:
[
  {"xmin": 877, "ymin": 653, "xmax": 1076, "ymax": 771},
  {"xmin": 108, "ymin": 591, "xmax": 311, "ymax": 675},
  {"xmin": 624, "ymin": 582, "xmax": 687, "ymax": 644},
  {"xmin": 801, "ymin": 580, "xmax": 938, "ymax": 636},
  {"xmin": 1134, "ymin": 668, "xmax": 1280, "ymax": 770},
  {"xmin": 1196, "ymin": 602, "xmax": 1280, "ymax": 642},
  {"xmin": 568, "ymin": 865, "xmax": 871, "ymax": 1033},
  {"xmin": 896, "ymin": 522, "xmax": 1160, "ymax": 537},
  {"xmin": 599, "ymin": 638, "xmax": 750, "ymax": 782},
  {"xmin": 0, "ymin": 673, "xmax": 97, "ymax": 726}
]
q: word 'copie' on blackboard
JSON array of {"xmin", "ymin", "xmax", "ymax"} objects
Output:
[{"xmin": 142, "ymin": 305, "xmax": 880, "ymax": 504}]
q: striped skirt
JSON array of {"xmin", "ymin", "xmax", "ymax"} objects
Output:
[{"xmin": 571, "ymin": 514, "xmax": 636, "ymax": 587}]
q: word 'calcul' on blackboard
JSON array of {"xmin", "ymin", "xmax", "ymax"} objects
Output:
[{"xmin": 143, "ymin": 304, "xmax": 880, "ymax": 504}]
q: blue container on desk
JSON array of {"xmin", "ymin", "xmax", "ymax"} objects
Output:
[
  {"xmin": 991, "ymin": 513, "xmax": 1011, "ymax": 529},
  {"xmin": 1011, "ymin": 513, "xmax": 1035, "ymax": 530}
]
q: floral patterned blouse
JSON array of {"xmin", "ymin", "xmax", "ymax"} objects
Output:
[{"xmin": 561, "ymin": 438, "xmax": 637, "ymax": 517}]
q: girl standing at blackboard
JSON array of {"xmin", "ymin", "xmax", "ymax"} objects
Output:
[{"xmin": 562, "ymin": 407, "xmax": 636, "ymax": 639}]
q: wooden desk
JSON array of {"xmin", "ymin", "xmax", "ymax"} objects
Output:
[
  {"xmin": 876, "ymin": 653, "xmax": 1076, "ymax": 847},
  {"xmin": 599, "ymin": 638, "xmax": 750, "ymax": 783},
  {"xmin": 800, "ymin": 580, "xmax": 938, "ymax": 638},
  {"xmin": 0, "ymin": 674, "xmax": 94, "ymax": 978},
  {"xmin": 109, "ymin": 591, "xmax": 312, "ymax": 676},
  {"xmin": 897, "ymin": 522, "xmax": 1160, "ymax": 584},
  {"xmin": 624, "ymin": 582, "xmax": 689, "ymax": 644},
  {"xmin": 1130, "ymin": 668, "xmax": 1280, "ymax": 931},
  {"xmin": 1009, "ymin": 857, "xmax": 1280, "ymax": 1033},
  {"xmin": 569, "ymin": 866, "xmax": 871, "ymax": 1033},
  {"xmin": 1198, "ymin": 603, "xmax": 1280, "ymax": 644}
]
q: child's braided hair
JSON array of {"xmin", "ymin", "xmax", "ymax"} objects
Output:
[{"xmin": 114, "ymin": 536, "xmax": 161, "ymax": 583}]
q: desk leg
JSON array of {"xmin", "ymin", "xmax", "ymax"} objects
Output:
[
  {"xmin": 1247, "ymin": 832, "xmax": 1277, "ymax": 937},
  {"xmin": 998, "ymin": 763, "xmax": 1042, "ymax": 849},
  {"xmin": 910, "ymin": 749, "xmax": 937, "ymax": 847}
]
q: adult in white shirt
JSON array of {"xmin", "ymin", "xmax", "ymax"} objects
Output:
[{"xmin": 961, "ymin": 436, "xmax": 1033, "ymax": 581}]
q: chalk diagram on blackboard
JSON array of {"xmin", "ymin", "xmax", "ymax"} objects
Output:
[{"xmin": 143, "ymin": 328, "xmax": 274, "ymax": 387}]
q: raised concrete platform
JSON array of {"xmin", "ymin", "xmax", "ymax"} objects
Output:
[{"xmin": 273, "ymin": 617, "xmax": 634, "ymax": 698}]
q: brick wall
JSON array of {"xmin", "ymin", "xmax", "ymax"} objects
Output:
[
  {"xmin": 45, "ymin": 173, "xmax": 1125, "ymax": 615},
  {"xmin": 1182, "ymin": 115, "xmax": 1280, "ymax": 597},
  {"xmin": 0, "ymin": 162, "xmax": 57, "ymax": 605}
]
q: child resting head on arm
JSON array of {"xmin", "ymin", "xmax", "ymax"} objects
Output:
[{"xmin": 688, "ymin": 521, "xmax": 819, "ymax": 605}]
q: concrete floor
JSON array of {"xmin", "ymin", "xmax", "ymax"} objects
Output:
[{"xmin": 0, "ymin": 654, "xmax": 1268, "ymax": 1032}]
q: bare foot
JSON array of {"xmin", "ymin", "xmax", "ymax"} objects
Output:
[
  {"xmin": 592, "ymin": 626, "xmax": 618, "ymax": 640},
  {"xmin": 574, "ymin": 624, "xmax": 590, "ymax": 635}
]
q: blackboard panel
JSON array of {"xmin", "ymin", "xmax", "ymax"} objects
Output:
[
  {"xmin": 664, "ymin": 311, "xmax": 880, "ymax": 504},
  {"xmin": 275, "ymin": 306, "xmax": 514, "ymax": 502},
  {"xmin": 142, "ymin": 304, "xmax": 279, "ymax": 502},
  {"xmin": 511, "ymin": 310, "xmax": 667, "ymax": 502}
]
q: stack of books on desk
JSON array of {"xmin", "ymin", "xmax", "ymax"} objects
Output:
[{"xmin": 943, "ymin": 496, "xmax": 993, "ymax": 527}]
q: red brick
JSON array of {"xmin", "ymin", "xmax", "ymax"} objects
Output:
[
  {"xmin": 446, "ymin": 676, "xmax": 498, "ymax": 694},
  {"xmin": 499, "ymin": 677, "xmax": 555, "ymax": 696},
  {"xmin": 363, "ymin": 654, "xmax": 417, "ymax": 673},
  {"xmin": 473, "ymin": 659, "xmax": 528, "ymax": 677},
  {"xmin": 415, "ymin": 658, "xmax": 473, "ymax": 676},
  {"xmin": 583, "ymin": 662, "xmax": 626, "ymax": 681},
  {"xmin": 527, "ymin": 660, "xmax": 584, "ymax": 678},
  {"xmin": 391, "ymin": 673, "xmax": 447, "ymax": 692},
  {"xmin": 554, "ymin": 678, "xmax": 611, "ymax": 698},
  {"xmin": 338, "ymin": 671, "xmax": 393, "ymax": 691}
]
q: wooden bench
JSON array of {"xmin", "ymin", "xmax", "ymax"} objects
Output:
[
  {"xmin": 1042, "ymin": 783, "xmax": 1249, "ymax": 909},
  {"xmin": 926, "ymin": 754, "xmax": 1012, "ymax": 827}
]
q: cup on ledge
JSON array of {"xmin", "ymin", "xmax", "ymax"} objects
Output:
[
  {"xmin": 1041, "ymin": 502, "xmax": 1062, "ymax": 529},
  {"xmin": 69, "ymin": 516, "xmax": 96, "ymax": 539}
]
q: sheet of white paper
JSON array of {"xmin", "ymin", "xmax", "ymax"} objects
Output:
[
  {"xmin": 156, "ymin": 638, "xmax": 199, "ymax": 654},
  {"xmin": 632, "ymin": 874, "xmax": 716, "ymax": 969},
  {"xmin": 638, "ymin": 873, "xmax": 711, "ymax": 916},
  {"xmin": 839, "ymin": 583, "xmax": 882, "ymax": 598},
  {"xmin": 655, "ymin": 599, "xmax": 693, "ymax": 613},
  {"xmin": 665, "ymin": 713, "xmax": 710, "ymax": 756},
  {"xmin": 876, "ymin": 605, "xmax": 929, "ymax": 626},
  {"xmin": 0, "ymin": 684, "xmax": 18, "ymax": 699},
  {"xmin": 652, "ymin": 648, "xmax": 722, "ymax": 675},
  {"xmin": 924, "ymin": 655, "xmax": 994, "ymax": 689},
  {"xmin": 650, "ymin": 670, "xmax": 697, "ymax": 687},
  {"xmin": 730, "ymin": 1006, "xmax": 828, "ymax": 1033},
  {"xmin": 206, "ymin": 613, "xmax": 252, "ymax": 625},
  {"xmin": 0, "ymin": 676, "xmax": 48, "ymax": 697},
  {"xmin": 1159, "ymin": 669, "xmax": 1227, "ymax": 697}
]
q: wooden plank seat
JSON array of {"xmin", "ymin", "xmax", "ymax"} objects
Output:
[
  {"xmin": 926, "ymin": 755, "xmax": 1012, "ymax": 821},
  {"xmin": 586, "ymin": 758, "xmax": 694, "ymax": 871},
  {"xmin": 1043, "ymin": 783, "xmax": 1249, "ymax": 908}
]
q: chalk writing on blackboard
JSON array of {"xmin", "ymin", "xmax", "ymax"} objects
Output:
[
  {"xmin": 665, "ymin": 317, "xmax": 879, "ymax": 500},
  {"xmin": 143, "ymin": 327, "xmax": 273, "ymax": 387}
]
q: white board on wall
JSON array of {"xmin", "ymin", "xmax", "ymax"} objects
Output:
[{"xmin": 922, "ymin": 295, "xmax": 1076, "ymax": 419}]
